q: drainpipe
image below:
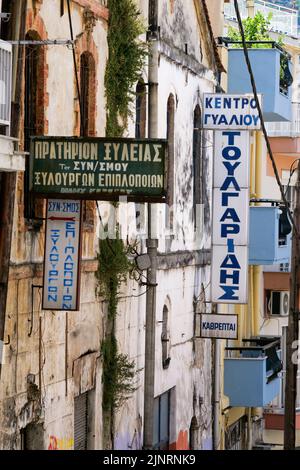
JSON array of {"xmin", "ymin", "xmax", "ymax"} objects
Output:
[{"xmin": 143, "ymin": 0, "xmax": 159, "ymax": 450}]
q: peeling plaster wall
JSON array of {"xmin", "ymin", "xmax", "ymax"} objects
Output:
[
  {"xmin": 114, "ymin": 0, "xmax": 216, "ymax": 450},
  {"xmin": 159, "ymin": 0, "xmax": 202, "ymax": 64},
  {"xmin": 114, "ymin": 265, "xmax": 213, "ymax": 450},
  {"xmin": 0, "ymin": 0, "xmax": 107, "ymax": 450},
  {"xmin": 1, "ymin": 0, "xmax": 217, "ymax": 450},
  {"xmin": 155, "ymin": 57, "xmax": 214, "ymax": 253}
]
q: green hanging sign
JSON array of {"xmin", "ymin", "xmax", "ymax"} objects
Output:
[{"xmin": 29, "ymin": 136, "xmax": 167, "ymax": 202}]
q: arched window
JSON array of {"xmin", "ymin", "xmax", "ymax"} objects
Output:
[
  {"xmin": 135, "ymin": 80, "xmax": 146, "ymax": 139},
  {"xmin": 135, "ymin": 81, "xmax": 147, "ymax": 232},
  {"xmin": 161, "ymin": 305, "xmax": 171, "ymax": 369},
  {"xmin": 166, "ymin": 94, "xmax": 175, "ymax": 231},
  {"xmin": 189, "ymin": 416, "xmax": 199, "ymax": 450},
  {"xmin": 193, "ymin": 105, "xmax": 202, "ymax": 227},
  {"xmin": 24, "ymin": 31, "xmax": 46, "ymax": 220},
  {"xmin": 80, "ymin": 52, "xmax": 96, "ymax": 137},
  {"xmin": 24, "ymin": 32, "xmax": 45, "ymax": 151},
  {"xmin": 80, "ymin": 52, "xmax": 96, "ymax": 226}
]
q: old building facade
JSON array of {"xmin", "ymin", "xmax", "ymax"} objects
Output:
[{"xmin": 0, "ymin": 0, "xmax": 223, "ymax": 450}]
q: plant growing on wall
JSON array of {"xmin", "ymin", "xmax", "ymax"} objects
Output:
[
  {"xmin": 101, "ymin": 0, "xmax": 147, "ymax": 449},
  {"xmin": 96, "ymin": 231, "xmax": 138, "ymax": 449},
  {"xmin": 105, "ymin": 0, "xmax": 148, "ymax": 137}
]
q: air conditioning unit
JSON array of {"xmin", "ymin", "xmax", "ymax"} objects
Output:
[{"xmin": 269, "ymin": 291, "xmax": 290, "ymax": 316}]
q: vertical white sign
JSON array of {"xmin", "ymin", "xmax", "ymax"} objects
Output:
[
  {"xmin": 211, "ymin": 131, "xmax": 250, "ymax": 304},
  {"xmin": 43, "ymin": 200, "xmax": 82, "ymax": 311}
]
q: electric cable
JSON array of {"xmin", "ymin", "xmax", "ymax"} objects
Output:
[{"xmin": 233, "ymin": 0, "xmax": 297, "ymax": 234}]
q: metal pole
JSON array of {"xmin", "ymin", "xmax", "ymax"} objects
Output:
[
  {"xmin": 143, "ymin": 0, "xmax": 159, "ymax": 450},
  {"xmin": 284, "ymin": 160, "xmax": 300, "ymax": 450},
  {"xmin": 213, "ymin": 336, "xmax": 220, "ymax": 450}
]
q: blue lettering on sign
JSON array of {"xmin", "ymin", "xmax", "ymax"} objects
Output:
[
  {"xmin": 45, "ymin": 212, "xmax": 79, "ymax": 309},
  {"xmin": 217, "ymin": 131, "xmax": 245, "ymax": 301},
  {"xmin": 202, "ymin": 321, "xmax": 236, "ymax": 331},
  {"xmin": 204, "ymin": 97, "xmax": 260, "ymax": 128}
]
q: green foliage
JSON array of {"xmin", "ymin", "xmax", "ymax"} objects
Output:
[
  {"xmin": 101, "ymin": 336, "xmax": 137, "ymax": 412},
  {"xmin": 96, "ymin": 232, "xmax": 135, "ymax": 318},
  {"xmin": 228, "ymin": 12, "xmax": 283, "ymax": 48},
  {"xmin": 105, "ymin": 0, "xmax": 148, "ymax": 137},
  {"xmin": 96, "ymin": 230, "xmax": 138, "ymax": 422}
]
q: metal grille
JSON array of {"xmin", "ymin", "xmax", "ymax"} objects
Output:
[
  {"xmin": 74, "ymin": 392, "xmax": 88, "ymax": 450},
  {"xmin": 224, "ymin": 0, "xmax": 299, "ymax": 37},
  {"xmin": 225, "ymin": 416, "xmax": 247, "ymax": 450},
  {"xmin": 0, "ymin": 39, "xmax": 12, "ymax": 133}
]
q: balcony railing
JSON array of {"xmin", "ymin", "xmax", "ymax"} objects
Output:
[
  {"xmin": 266, "ymin": 102, "xmax": 300, "ymax": 136},
  {"xmin": 224, "ymin": 0, "xmax": 299, "ymax": 37}
]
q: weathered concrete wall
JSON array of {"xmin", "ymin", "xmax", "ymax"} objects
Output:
[
  {"xmin": 113, "ymin": 0, "xmax": 216, "ymax": 450},
  {"xmin": 0, "ymin": 0, "xmax": 108, "ymax": 450},
  {"xmin": 1, "ymin": 0, "xmax": 218, "ymax": 450}
]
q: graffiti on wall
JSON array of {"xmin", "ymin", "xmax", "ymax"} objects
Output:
[{"xmin": 48, "ymin": 435, "xmax": 74, "ymax": 450}]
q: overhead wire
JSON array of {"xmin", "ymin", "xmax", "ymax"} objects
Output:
[{"xmin": 233, "ymin": 0, "xmax": 297, "ymax": 234}]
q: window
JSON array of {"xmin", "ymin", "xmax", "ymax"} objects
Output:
[
  {"xmin": 153, "ymin": 390, "xmax": 171, "ymax": 450},
  {"xmin": 135, "ymin": 81, "xmax": 146, "ymax": 139},
  {"xmin": 165, "ymin": 94, "xmax": 175, "ymax": 232},
  {"xmin": 60, "ymin": 0, "xmax": 65, "ymax": 16},
  {"xmin": 80, "ymin": 52, "xmax": 96, "ymax": 138},
  {"xmin": 74, "ymin": 392, "xmax": 89, "ymax": 450},
  {"xmin": 189, "ymin": 416, "xmax": 199, "ymax": 450},
  {"xmin": 79, "ymin": 52, "xmax": 96, "ymax": 226},
  {"xmin": 24, "ymin": 31, "xmax": 46, "ymax": 221},
  {"xmin": 161, "ymin": 305, "xmax": 171, "ymax": 369},
  {"xmin": 24, "ymin": 34, "xmax": 42, "ymax": 152},
  {"xmin": 21, "ymin": 423, "xmax": 44, "ymax": 450},
  {"xmin": 193, "ymin": 105, "xmax": 202, "ymax": 227},
  {"xmin": 135, "ymin": 81, "xmax": 146, "ymax": 233}
]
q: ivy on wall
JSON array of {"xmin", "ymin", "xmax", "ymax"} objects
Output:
[
  {"xmin": 105, "ymin": 0, "xmax": 148, "ymax": 137},
  {"xmin": 100, "ymin": 0, "xmax": 147, "ymax": 448},
  {"xmin": 96, "ymin": 232, "xmax": 138, "ymax": 448}
]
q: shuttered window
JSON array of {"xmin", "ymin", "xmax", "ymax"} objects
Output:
[
  {"xmin": 153, "ymin": 390, "xmax": 171, "ymax": 450},
  {"xmin": 74, "ymin": 392, "xmax": 88, "ymax": 450}
]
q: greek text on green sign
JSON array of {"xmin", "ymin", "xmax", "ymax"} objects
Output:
[{"xmin": 29, "ymin": 137, "xmax": 167, "ymax": 202}]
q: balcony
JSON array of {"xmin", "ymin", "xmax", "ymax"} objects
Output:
[
  {"xmin": 224, "ymin": 336, "xmax": 282, "ymax": 407},
  {"xmin": 0, "ymin": 39, "xmax": 26, "ymax": 172},
  {"xmin": 224, "ymin": 0, "xmax": 299, "ymax": 37},
  {"xmin": 0, "ymin": 39, "xmax": 12, "ymax": 135},
  {"xmin": 249, "ymin": 206, "xmax": 292, "ymax": 265},
  {"xmin": 227, "ymin": 45, "xmax": 292, "ymax": 122},
  {"xmin": 266, "ymin": 102, "xmax": 300, "ymax": 136}
]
